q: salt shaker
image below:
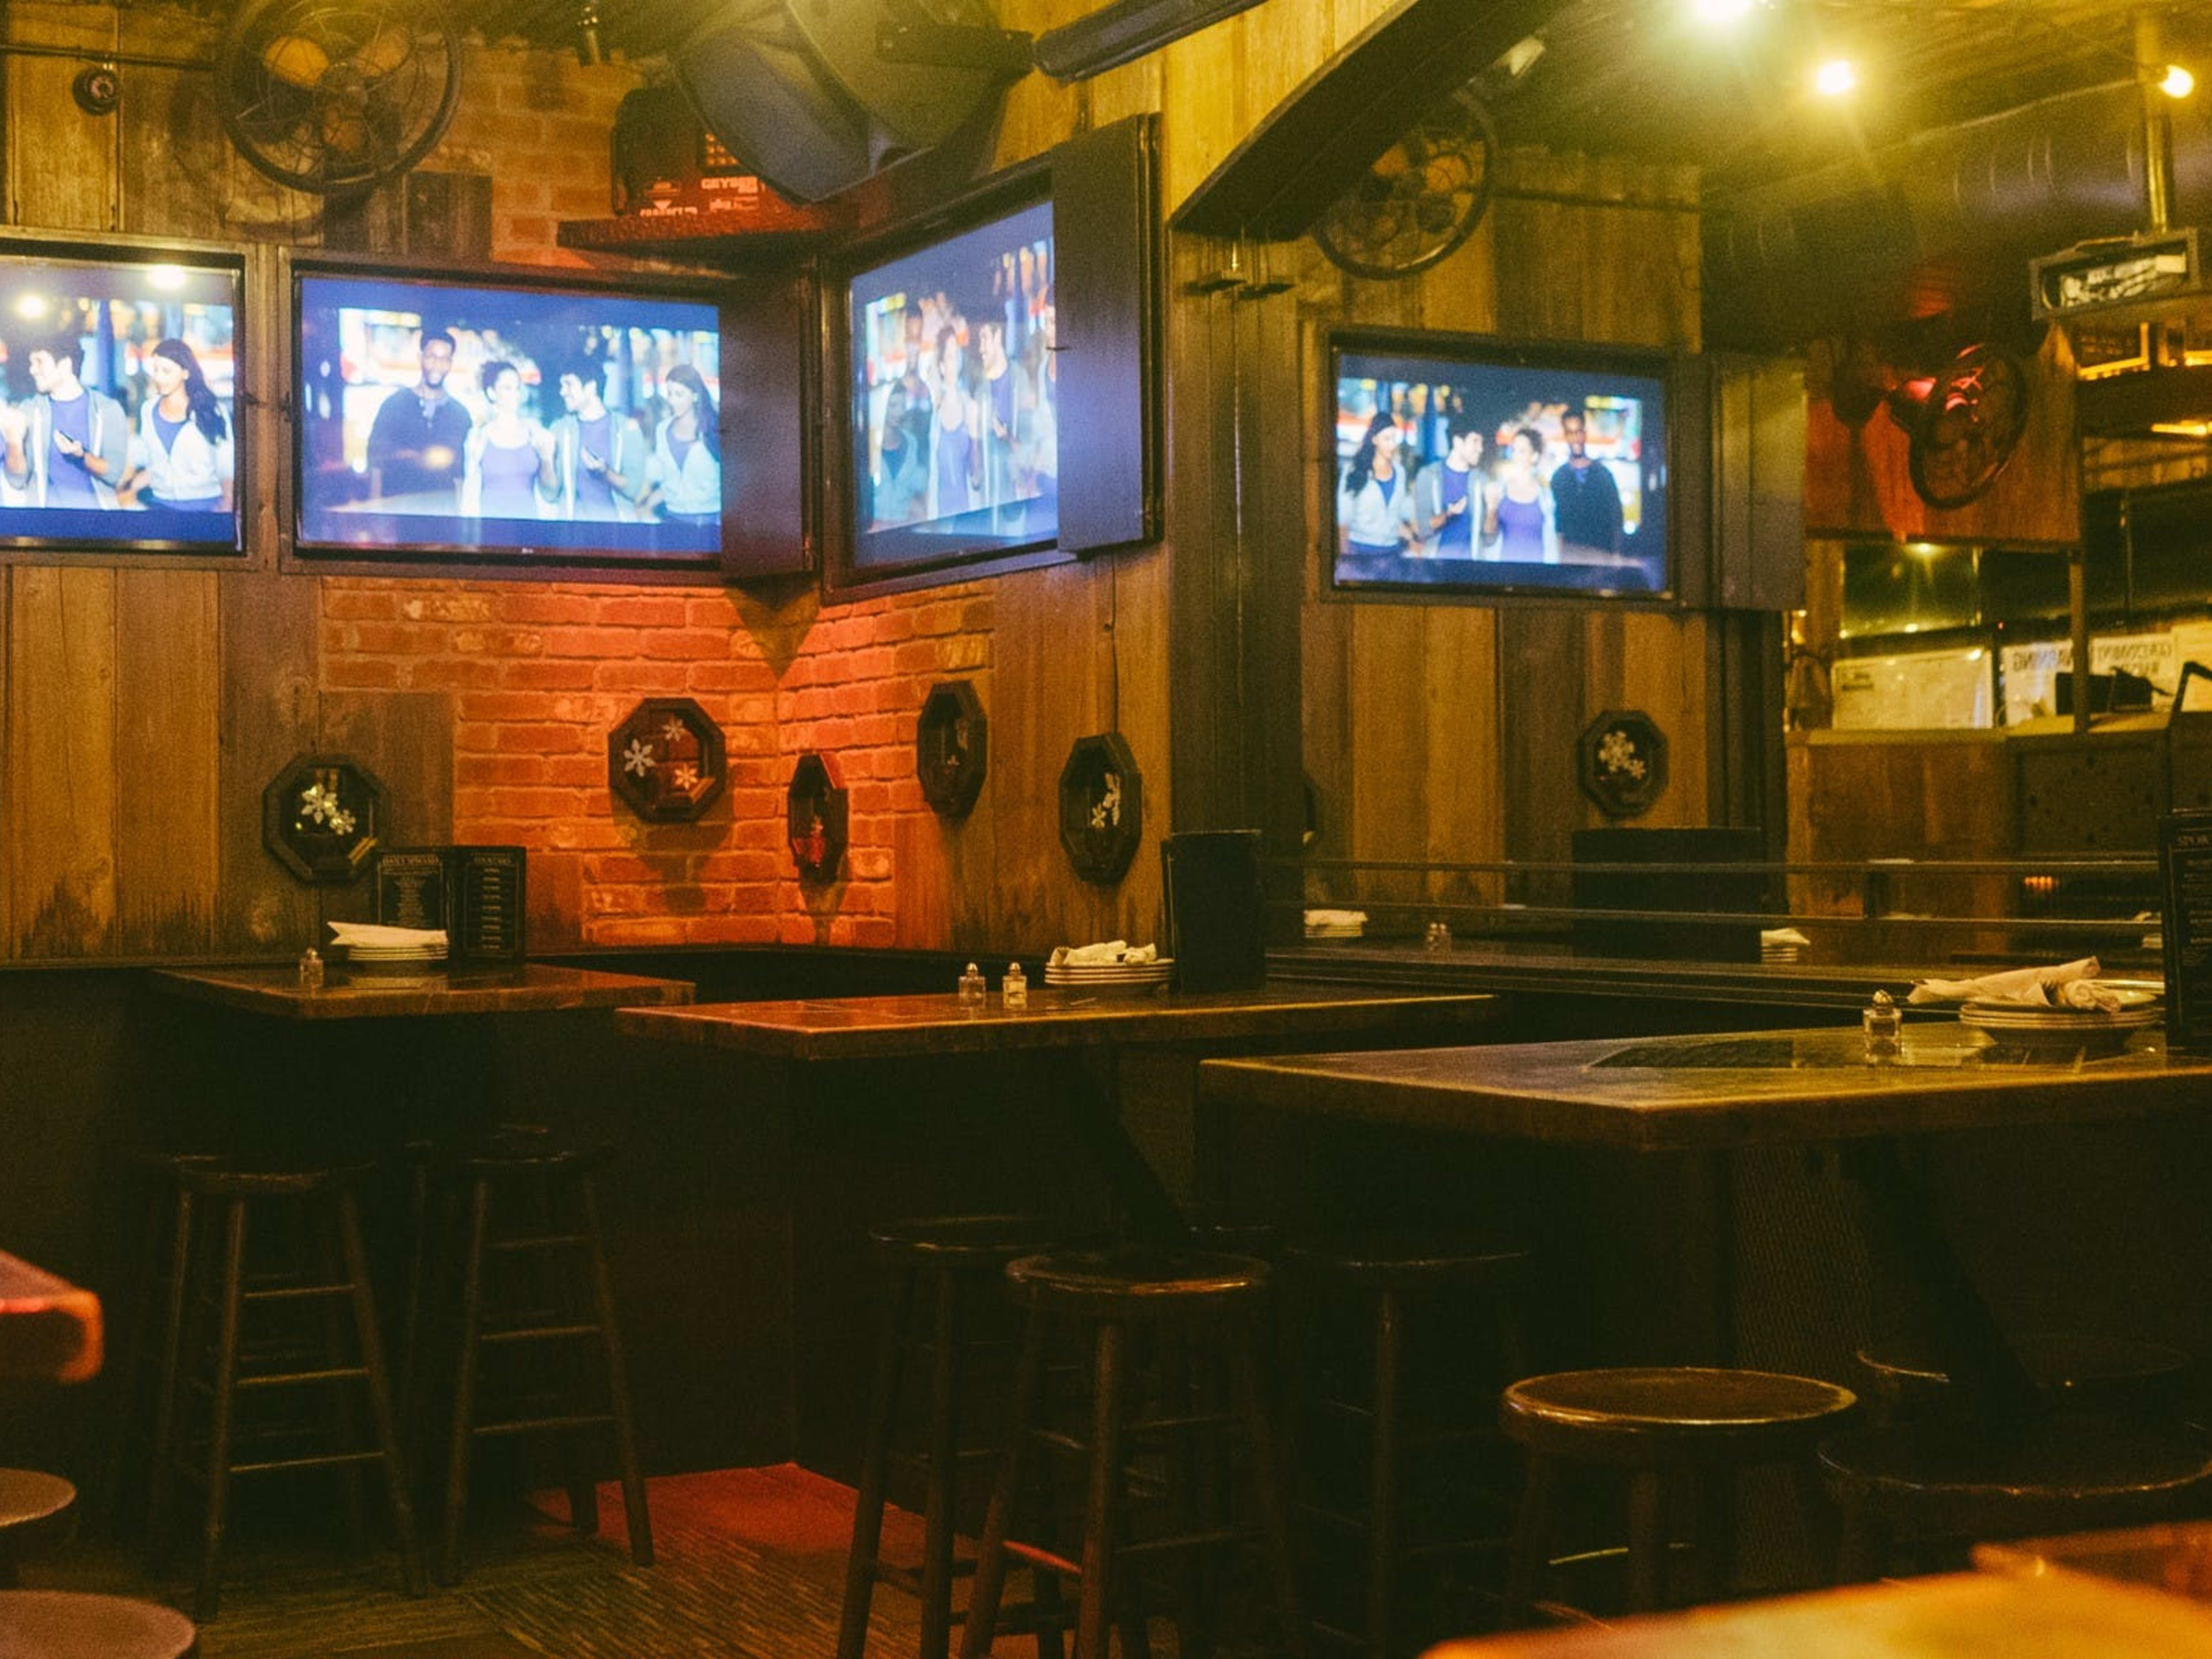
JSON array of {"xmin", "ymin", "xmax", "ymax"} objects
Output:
[
  {"xmin": 1002, "ymin": 961, "xmax": 1028, "ymax": 1010},
  {"xmin": 1862, "ymin": 988, "xmax": 1901, "ymax": 1061},
  {"xmin": 1423, "ymin": 921, "xmax": 1453, "ymax": 953},
  {"xmin": 957, "ymin": 961, "xmax": 986, "ymax": 1005},
  {"xmin": 297, "ymin": 945, "xmax": 325, "ymax": 991}
]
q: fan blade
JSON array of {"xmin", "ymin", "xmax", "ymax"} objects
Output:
[
  {"xmin": 349, "ymin": 26, "xmax": 413, "ymax": 82},
  {"xmin": 320, "ymin": 103, "xmax": 372, "ymax": 156},
  {"xmin": 262, "ymin": 32, "xmax": 332, "ymax": 88}
]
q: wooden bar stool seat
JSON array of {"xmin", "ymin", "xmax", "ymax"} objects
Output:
[
  {"xmin": 1856, "ymin": 1333, "xmax": 2191, "ymax": 1418},
  {"xmin": 1283, "ymin": 1231, "xmax": 1532, "ymax": 1659},
  {"xmin": 1501, "ymin": 1366, "xmax": 1857, "ymax": 1622},
  {"xmin": 961, "ymin": 1246, "xmax": 1310, "ymax": 1659},
  {"xmin": 0, "ymin": 1469, "xmax": 75, "ymax": 1585},
  {"xmin": 836, "ymin": 1214, "xmax": 1078, "ymax": 1659},
  {"xmin": 435, "ymin": 1128, "xmax": 650, "ymax": 1585},
  {"xmin": 0, "ymin": 1590, "xmax": 198, "ymax": 1657},
  {"xmin": 1821, "ymin": 1414, "xmax": 2212, "ymax": 1577},
  {"xmin": 146, "ymin": 1161, "xmax": 425, "ymax": 1621}
]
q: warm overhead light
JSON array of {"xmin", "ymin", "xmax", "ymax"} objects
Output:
[
  {"xmin": 2162, "ymin": 63, "xmax": 2195, "ymax": 99},
  {"xmin": 2151, "ymin": 420, "xmax": 2212, "ymax": 438},
  {"xmin": 13, "ymin": 293, "xmax": 48, "ymax": 321},
  {"xmin": 1812, "ymin": 57, "xmax": 1857, "ymax": 97},
  {"xmin": 146, "ymin": 264, "xmax": 187, "ymax": 291},
  {"xmin": 1692, "ymin": 0, "xmax": 1756, "ymax": 22}
]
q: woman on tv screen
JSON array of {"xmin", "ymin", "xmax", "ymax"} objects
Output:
[
  {"xmin": 641, "ymin": 363, "xmax": 721, "ymax": 528},
  {"xmin": 1484, "ymin": 425, "xmax": 1558, "ymax": 563},
  {"xmin": 1338, "ymin": 410, "xmax": 1417, "ymax": 556},
  {"xmin": 460, "ymin": 360, "xmax": 555, "ymax": 519},
  {"xmin": 129, "ymin": 338, "xmax": 234, "ymax": 513}
]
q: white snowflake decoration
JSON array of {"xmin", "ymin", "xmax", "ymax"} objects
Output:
[
  {"xmin": 661, "ymin": 715, "xmax": 690, "ymax": 746},
  {"xmin": 623, "ymin": 738, "xmax": 657, "ymax": 778},
  {"xmin": 1597, "ymin": 729, "xmax": 1646, "ymax": 780},
  {"xmin": 327, "ymin": 807, "xmax": 357, "ymax": 836},
  {"xmin": 670, "ymin": 762, "xmax": 699, "ymax": 790},
  {"xmin": 298, "ymin": 781, "xmax": 339, "ymax": 825},
  {"xmin": 1090, "ymin": 771, "xmax": 1123, "ymax": 831}
]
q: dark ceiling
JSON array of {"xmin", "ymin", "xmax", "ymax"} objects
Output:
[{"xmin": 140, "ymin": 0, "xmax": 2210, "ymax": 198}]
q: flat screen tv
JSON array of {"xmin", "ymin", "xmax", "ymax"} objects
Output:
[
  {"xmin": 828, "ymin": 114, "xmax": 1159, "ymax": 593},
  {"xmin": 1329, "ymin": 329, "xmax": 1674, "ymax": 600},
  {"xmin": 847, "ymin": 194, "xmax": 1058, "ymax": 573},
  {"xmin": 0, "ymin": 240, "xmax": 243, "ymax": 553},
  {"xmin": 293, "ymin": 266, "xmax": 730, "ymax": 569}
]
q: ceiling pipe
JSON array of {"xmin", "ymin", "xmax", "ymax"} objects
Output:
[{"xmin": 1700, "ymin": 78, "xmax": 2212, "ymax": 352}]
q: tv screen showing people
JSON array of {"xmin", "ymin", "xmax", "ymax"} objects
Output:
[
  {"xmin": 1331, "ymin": 341, "xmax": 1670, "ymax": 597},
  {"xmin": 0, "ymin": 254, "xmax": 240, "ymax": 550},
  {"xmin": 848, "ymin": 196, "xmax": 1056, "ymax": 571},
  {"xmin": 296, "ymin": 274, "xmax": 724, "ymax": 560}
]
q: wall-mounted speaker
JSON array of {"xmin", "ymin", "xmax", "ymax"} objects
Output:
[{"xmin": 675, "ymin": 0, "xmax": 1007, "ymax": 204}]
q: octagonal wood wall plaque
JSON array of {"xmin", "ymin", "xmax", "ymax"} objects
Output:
[
  {"xmin": 1578, "ymin": 709, "xmax": 1669, "ymax": 818},
  {"xmin": 262, "ymin": 753, "xmax": 387, "ymax": 884},
  {"xmin": 609, "ymin": 698, "xmax": 728, "ymax": 824},
  {"xmin": 916, "ymin": 680, "xmax": 988, "ymax": 819},
  {"xmin": 787, "ymin": 752, "xmax": 849, "ymax": 884},
  {"xmin": 1059, "ymin": 732, "xmax": 1143, "ymax": 885}
]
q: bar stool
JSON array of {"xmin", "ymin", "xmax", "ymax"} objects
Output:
[
  {"xmin": 1500, "ymin": 1367, "xmax": 1858, "ymax": 1623},
  {"xmin": 1855, "ymin": 1332, "xmax": 2191, "ymax": 1421},
  {"xmin": 960, "ymin": 1245, "xmax": 1308, "ymax": 1659},
  {"xmin": 435, "ymin": 1128, "xmax": 650, "ymax": 1584},
  {"xmin": 836, "ymin": 1214, "xmax": 1073, "ymax": 1659},
  {"xmin": 0, "ymin": 1469, "xmax": 75, "ymax": 1584},
  {"xmin": 1282, "ymin": 1232, "xmax": 1532, "ymax": 1658},
  {"xmin": 0, "ymin": 1590, "xmax": 198, "ymax": 1657},
  {"xmin": 147, "ymin": 1162, "xmax": 425, "ymax": 1620},
  {"xmin": 1820, "ymin": 1413, "xmax": 2212, "ymax": 1578}
]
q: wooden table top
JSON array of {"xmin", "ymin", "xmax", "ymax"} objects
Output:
[
  {"xmin": 614, "ymin": 986, "xmax": 1498, "ymax": 1062},
  {"xmin": 1976, "ymin": 1520, "xmax": 2212, "ymax": 1600},
  {"xmin": 1199, "ymin": 1025, "xmax": 2212, "ymax": 1153},
  {"xmin": 153, "ymin": 963, "xmax": 695, "ymax": 1021},
  {"xmin": 1419, "ymin": 1571, "xmax": 2212, "ymax": 1657},
  {"xmin": 0, "ymin": 1251, "xmax": 101, "ymax": 1382}
]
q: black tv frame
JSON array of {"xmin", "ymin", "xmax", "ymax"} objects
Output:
[
  {"xmin": 281, "ymin": 251, "xmax": 806, "ymax": 584},
  {"xmin": 1324, "ymin": 325, "xmax": 1688, "ymax": 609},
  {"xmin": 821, "ymin": 113, "xmax": 1161, "ymax": 597},
  {"xmin": 0, "ymin": 228, "xmax": 249, "ymax": 565}
]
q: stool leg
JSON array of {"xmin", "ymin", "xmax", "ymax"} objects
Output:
[
  {"xmin": 1625, "ymin": 1468, "xmax": 1666, "ymax": 1613},
  {"xmin": 194, "ymin": 1196, "xmax": 249, "ymax": 1622},
  {"xmin": 143, "ymin": 1182, "xmax": 197, "ymax": 1554},
  {"xmin": 1077, "ymin": 1316, "xmax": 1128, "ymax": 1659},
  {"xmin": 339, "ymin": 1190, "xmax": 428, "ymax": 1599},
  {"xmin": 579, "ymin": 1175, "xmax": 652, "ymax": 1567},
  {"xmin": 314, "ymin": 1203, "xmax": 370, "ymax": 1553},
  {"xmin": 1366, "ymin": 1289, "xmax": 1404, "ymax": 1659},
  {"xmin": 837, "ymin": 1264, "xmax": 916, "ymax": 1659},
  {"xmin": 961, "ymin": 1302, "xmax": 1048, "ymax": 1659},
  {"xmin": 919, "ymin": 1266, "xmax": 964, "ymax": 1659},
  {"xmin": 440, "ymin": 1175, "xmax": 492, "ymax": 1587},
  {"xmin": 1690, "ymin": 1470, "xmax": 1734, "ymax": 1604},
  {"xmin": 1502, "ymin": 1456, "xmax": 1556, "ymax": 1628},
  {"xmin": 1230, "ymin": 1310, "xmax": 1309, "ymax": 1659}
]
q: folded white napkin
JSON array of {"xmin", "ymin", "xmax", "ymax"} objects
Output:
[
  {"xmin": 1051, "ymin": 941, "xmax": 1157, "ymax": 967},
  {"xmin": 1908, "ymin": 956, "xmax": 2103, "ymax": 1007},
  {"xmin": 327, "ymin": 922, "xmax": 449, "ymax": 949},
  {"xmin": 1303, "ymin": 909, "xmax": 1368, "ymax": 926}
]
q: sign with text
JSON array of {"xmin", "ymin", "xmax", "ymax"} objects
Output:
[
  {"xmin": 2158, "ymin": 810, "xmax": 2212, "ymax": 1052},
  {"xmin": 2032, "ymin": 229, "xmax": 2202, "ymax": 323}
]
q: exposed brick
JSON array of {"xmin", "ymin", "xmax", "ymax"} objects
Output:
[{"xmin": 499, "ymin": 659, "xmax": 601, "ymax": 691}]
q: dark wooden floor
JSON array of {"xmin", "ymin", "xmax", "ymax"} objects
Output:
[{"xmin": 29, "ymin": 1465, "xmax": 934, "ymax": 1658}]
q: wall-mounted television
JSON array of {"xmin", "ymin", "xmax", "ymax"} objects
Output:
[
  {"xmin": 1328, "ymin": 329, "xmax": 1675, "ymax": 601},
  {"xmin": 291, "ymin": 262, "xmax": 767, "ymax": 573},
  {"xmin": 0, "ymin": 236, "xmax": 243, "ymax": 555},
  {"xmin": 826, "ymin": 115, "xmax": 1158, "ymax": 593}
]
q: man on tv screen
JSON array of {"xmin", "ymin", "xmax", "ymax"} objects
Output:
[
  {"xmin": 0, "ymin": 338, "xmax": 129, "ymax": 509},
  {"xmin": 1550, "ymin": 409, "xmax": 1624, "ymax": 558},
  {"xmin": 365, "ymin": 328, "xmax": 471, "ymax": 507},
  {"xmin": 540, "ymin": 359, "xmax": 645, "ymax": 522}
]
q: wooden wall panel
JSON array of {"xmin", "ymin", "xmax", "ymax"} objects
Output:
[
  {"xmin": 114, "ymin": 569, "xmax": 218, "ymax": 955},
  {"xmin": 6, "ymin": 3, "xmax": 118, "ymax": 230},
  {"xmin": 315, "ymin": 690, "xmax": 456, "ymax": 929},
  {"xmin": 7, "ymin": 567, "xmax": 118, "ymax": 957},
  {"xmin": 215, "ymin": 571, "xmax": 319, "ymax": 956}
]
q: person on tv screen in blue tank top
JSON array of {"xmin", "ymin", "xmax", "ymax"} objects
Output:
[
  {"xmin": 0, "ymin": 336, "xmax": 130, "ymax": 509},
  {"xmin": 461, "ymin": 360, "xmax": 556, "ymax": 520},
  {"xmin": 127, "ymin": 339, "xmax": 233, "ymax": 513},
  {"xmin": 1483, "ymin": 426, "xmax": 1558, "ymax": 563}
]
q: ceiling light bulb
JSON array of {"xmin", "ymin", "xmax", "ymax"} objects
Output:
[
  {"xmin": 1813, "ymin": 57, "xmax": 1857, "ymax": 97},
  {"xmin": 1692, "ymin": 0, "xmax": 1755, "ymax": 23},
  {"xmin": 2162, "ymin": 63, "xmax": 2195, "ymax": 99}
]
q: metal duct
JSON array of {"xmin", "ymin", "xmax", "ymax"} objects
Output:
[{"xmin": 1702, "ymin": 81, "xmax": 2212, "ymax": 352}]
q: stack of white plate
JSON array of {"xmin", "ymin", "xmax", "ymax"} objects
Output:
[
  {"xmin": 1304, "ymin": 910, "xmax": 1368, "ymax": 940},
  {"xmin": 344, "ymin": 942, "xmax": 448, "ymax": 975},
  {"xmin": 1959, "ymin": 992, "xmax": 2159, "ymax": 1054},
  {"xmin": 1044, "ymin": 956, "xmax": 1173, "ymax": 994}
]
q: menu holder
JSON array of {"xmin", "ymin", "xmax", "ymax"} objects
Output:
[
  {"xmin": 2159, "ymin": 809, "xmax": 2212, "ymax": 1052},
  {"xmin": 372, "ymin": 845, "xmax": 527, "ymax": 963}
]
